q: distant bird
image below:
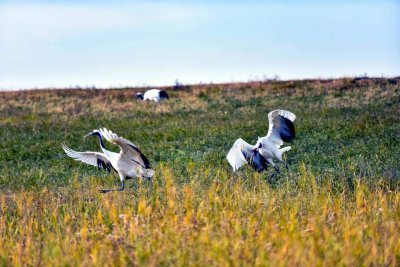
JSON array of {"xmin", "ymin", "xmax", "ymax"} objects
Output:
[
  {"xmin": 62, "ymin": 128, "xmax": 155, "ymax": 193},
  {"xmin": 227, "ymin": 109, "xmax": 296, "ymax": 174},
  {"xmin": 136, "ymin": 89, "xmax": 169, "ymax": 103}
]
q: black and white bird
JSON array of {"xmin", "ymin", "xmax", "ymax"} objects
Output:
[
  {"xmin": 226, "ymin": 109, "xmax": 296, "ymax": 174},
  {"xmin": 136, "ymin": 89, "xmax": 169, "ymax": 103},
  {"xmin": 62, "ymin": 128, "xmax": 155, "ymax": 193}
]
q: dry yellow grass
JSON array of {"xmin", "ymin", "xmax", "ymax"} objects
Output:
[{"xmin": 1, "ymin": 166, "xmax": 399, "ymax": 266}]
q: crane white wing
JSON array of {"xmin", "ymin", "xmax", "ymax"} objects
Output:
[
  {"xmin": 62, "ymin": 144, "xmax": 113, "ymax": 172},
  {"xmin": 99, "ymin": 128, "xmax": 151, "ymax": 169},
  {"xmin": 226, "ymin": 138, "xmax": 256, "ymax": 172},
  {"xmin": 265, "ymin": 109, "xmax": 296, "ymax": 147}
]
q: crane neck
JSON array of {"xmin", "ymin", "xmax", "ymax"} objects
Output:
[{"xmin": 92, "ymin": 132, "xmax": 106, "ymax": 149}]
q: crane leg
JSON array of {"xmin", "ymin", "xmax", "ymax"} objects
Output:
[
  {"xmin": 279, "ymin": 154, "xmax": 289, "ymax": 170},
  {"xmin": 118, "ymin": 181, "xmax": 125, "ymax": 191},
  {"xmin": 267, "ymin": 159, "xmax": 281, "ymax": 174},
  {"xmin": 99, "ymin": 188, "xmax": 112, "ymax": 193},
  {"xmin": 99, "ymin": 181, "xmax": 125, "ymax": 193},
  {"xmin": 284, "ymin": 162, "xmax": 289, "ymax": 170},
  {"xmin": 273, "ymin": 165, "xmax": 281, "ymax": 174}
]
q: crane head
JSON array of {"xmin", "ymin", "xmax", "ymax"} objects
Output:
[
  {"xmin": 136, "ymin": 92, "xmax": 144, "ymax": 100},
  {"xmin": 84, "ymin": 129, "xmax": 101, "ymax": 139}
]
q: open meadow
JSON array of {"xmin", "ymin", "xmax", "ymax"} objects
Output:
[{"xmin": 0, "ymin": 78, "xmax": 399, "ymax": 266}]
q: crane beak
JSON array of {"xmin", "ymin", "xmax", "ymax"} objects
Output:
[{"xmin": 83, "ymin": 132, "xmax": 92, "ymax": 139}]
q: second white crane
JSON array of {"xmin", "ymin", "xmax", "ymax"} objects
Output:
[{"xmin": 227, "ymin": 109, "xmax": 296, "ymax": 174}]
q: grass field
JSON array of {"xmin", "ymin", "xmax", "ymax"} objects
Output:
[{"xmin": 0, "ymin": 78, "xmax": 399, "ymax": 266}]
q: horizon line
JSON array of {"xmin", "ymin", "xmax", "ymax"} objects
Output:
[{"xmin": 1, "ymin": 74, "xmax": 399, "ymax": 92}]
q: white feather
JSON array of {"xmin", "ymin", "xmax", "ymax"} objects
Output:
[
  {"xmin": 62, "ymin": 143, "xmax": 110, "ymax": 168},
  {"xmin": 226, "ymin": 138, "xmax": 255, "ymax": 172}
]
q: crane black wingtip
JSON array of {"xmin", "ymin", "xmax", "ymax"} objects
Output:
[{"xmin": 278, "ymin": 116, "xmax": 296, "ymax": 142}]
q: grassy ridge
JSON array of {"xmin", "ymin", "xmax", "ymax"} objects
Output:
[{"xmin": 0, "ymin": 78, "xmax": 399, "ymax": 265}]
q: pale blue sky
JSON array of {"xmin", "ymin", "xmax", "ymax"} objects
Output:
[{"xmin": 0, "ymin": 0, "xmax": 399, "ymax": 89}]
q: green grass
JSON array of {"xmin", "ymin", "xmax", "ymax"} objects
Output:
[{"xmin": 0, "ymin": 78, "xmax": 399, "ymax": 266}]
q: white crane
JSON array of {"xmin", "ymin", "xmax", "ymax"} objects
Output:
[
  {"xmin": 227, "ymin": 109, "xmax": 296, "ymax": 174},
  {"xmin": 136, "ymin": 89, "xmax": 169, "ymax": 103},
  {"xmin": 62, "ymin": 128, "xmax": 155, "ymax": 193}
]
